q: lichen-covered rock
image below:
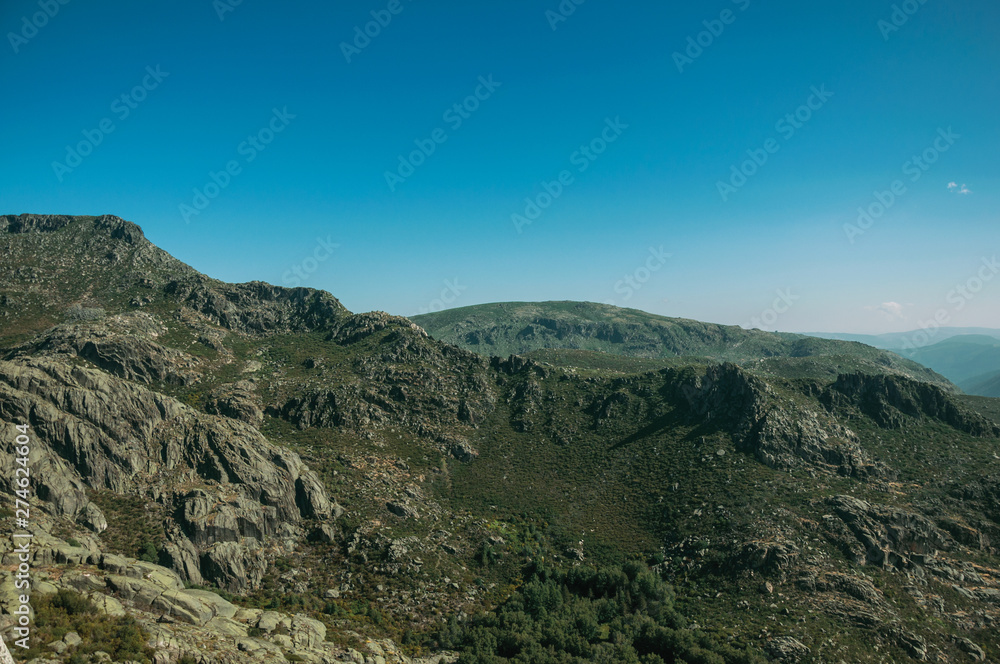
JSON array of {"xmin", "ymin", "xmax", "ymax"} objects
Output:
[
  {"xmin": 0, "ymin": 356, "xmax": 332, "ymax": 590},
  {"xmin": 765, "ymin": 636, "xmax": 810, "ymax": 661},
  {"xmin": 205, "ymin": 380, "xmax": 263, "ymax": 424},
  {"xmin": 824, "ymin": 494, "xmax": 955, "ymax": 569},
  {"xmin": 955, "ymin": 636, "xmax": 986, "ymax": 661},
  {"xmin": 200, "ymin": 542, "xmax": 267, "ymax": 593},
  {"xmin": 732, "ymin": 540, "xmax": 800, "ymax": 577}
]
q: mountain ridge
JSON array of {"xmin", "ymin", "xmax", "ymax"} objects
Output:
[
  {"xmin": 1, "ymin": 214, "xmax": 1000, "ymax": 663},
  {"xmin": 411, "ymin": 300, "xmax": 954, "ymax": 390},
  {"xmin": 809, "ymin": 330, "xmax": 1000, "ymax": 397}
]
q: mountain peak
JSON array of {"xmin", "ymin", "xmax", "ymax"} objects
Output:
[
  {"xmin": 0, "ymin": 213, "xmax": 350, "ymax": 341},
  {"xmin": 2, "ymin": 213, "xmax": 147, "ymax": 244}
]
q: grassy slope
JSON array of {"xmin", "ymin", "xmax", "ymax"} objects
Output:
[{"xmin": 411, "ymin": 301, "xmax": 954, "ymax": 390}]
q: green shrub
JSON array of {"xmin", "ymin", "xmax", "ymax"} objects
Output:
[
  {"xmin": 139, "ymin": 541, "xmax": 159, "ymax": 563},
  {"xmin": 19, "ymin": 589, "xmax": 154, "ymax": 663},
  {"xmin": 447, "ymin": 562, "xmax": 764, "ymax": 664},
  {"xmin": 89, "ymin": 490, "xmax": 166, "ymax": 561}
]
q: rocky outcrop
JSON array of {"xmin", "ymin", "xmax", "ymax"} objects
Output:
[
  {"xmin": 955, "ymin": 636, "xmax": 987, "ymax": 661},
  {"xmin": 824, "ymin": 373, "xmax": 1000, "ymax": 435},
  {"xmin": 672, "ymin": 364, "xmax": 888, "ymax": 477},
  {"xmin": 7, "ymin": 326, "xmax": 203, "ymax": 386},
  {"xmin": 747, "ymin": 408, "xmax": 890, "ymax": 478},
  {"xmin": 1, "ymin": 213, "xmax": 78, "ymax": 234},
  {"xmin": 200, "ymin": 542, "xmax": 268, "ymax": 593},
  {"xmin": 0, "ymin": 356, "xmax": 333, "ymax": 589},
  {"xmin": 387, "ymin": 501, "xmax": 419, "ymax": 519},
  {"xmin": 330, "ymin": 310, "xmax": 427, "ymax": 345},
  {"xmin": 0, "ymin": 546, "xmax": 459, "ymax": 664},
  {"xmin": 204, "ymin": 380, "xmax": 263, "ymax": 424},
  {"xmin": 732, "ymin": 540, "xmax": 800, "ymax": 578},
  {"xmin": 765, "ymin": 636, "xmax": 810, "ymax": 662},
  {"xmin": 823, "ymin": 495, "xmax": 955, "ymax": 569},
  {"xmin": 164, "ymin": 279, "xmax": 348, "ymax": 335},
  {"xmin": 278, "ymin": 325, "xmax": 496, "ymax": 450}
]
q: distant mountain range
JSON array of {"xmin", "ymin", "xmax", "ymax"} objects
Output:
[
  {"xmin": 806, "ymin": 328, "xmax": 1000, "ymax": 350},
  {"xmin": 807, "ymin": 329, "xmax": 1000, "ymax": 397}
]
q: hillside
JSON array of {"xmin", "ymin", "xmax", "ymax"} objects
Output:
[
  {"xmin": 411, "ymin": 301, "xmax": 953, "ymax": 389},
  {"xmin": 964, "ymin": 370, "xmax": 1000, "ymax": 398},
  {"xmin": 806, "ymin": 332, "xmax": 1000, "ymax": 398},
  {"xmin": 2, "ymin": 215, "xmax": 1000, "ymax": 663},
  {"xmin": 894, "ymin": 335, "xmax": 1000, "ymax": 395}
]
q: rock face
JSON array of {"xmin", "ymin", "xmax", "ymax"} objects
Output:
[
  {"xmin": 824, "ymin": 494, "xmax": 955, "ymax": 569},
  {"xmin": 199, "ymin": 541, "xmax": 269, "ymax": 593},
  {"xmin": 733, "ymin": 540, "xmax": 800, "ymax": 578},
  {"xmin": 1, "ymin": 213, "xmax": 79, "ymax": 233},
  {"xmin": 955, "ymin": 637, "xmax": 987, "ymax": 661},
  {"xmin": 7, "ymin": 326, "xmax": 202, "ymax": 386},
  {"xmin": 766, "ymin": 636, "xmax": 810, "ymax": 661},
  {"xmin": 205, "ymin": 380, "xmax": 263, "ymax": 424},
  {"xmin": 0, "ymin": 548, "xmax": 451, "ymax": 664},
  {"xmin": 824, "ymin": 373, "xmax": 1000, "ymax": 435},
  {"xmin": 164, "ymin": 278, "xmax": 349, "ymax": 336},
  {"xmin": 673, "ymin": 364, "xmax": 890, "ymax": 477},
  {"xmin": 0, "ymin": 355, "xmax": 332, "ymax": 590},
  {"xmin": 277, "ymin": 320, "xmax": 497, "ymax": 461}
]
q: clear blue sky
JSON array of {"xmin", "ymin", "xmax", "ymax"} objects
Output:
[{"xmin": 2, "ymin": 0, "xmax": 997, "ymax": 333}]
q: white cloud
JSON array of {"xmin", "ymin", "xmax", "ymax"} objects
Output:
[
  {"xmin": 948, "ymin": 181, "xmax": 972, "ymax": 195},
  {"xmin": 865, "ymin": 301, "xmax": 906, "ymax": 320}
]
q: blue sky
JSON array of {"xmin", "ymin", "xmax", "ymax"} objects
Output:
[{"xmin": 1, "ymin": 0, "xmax": 997, "ymax": 333}]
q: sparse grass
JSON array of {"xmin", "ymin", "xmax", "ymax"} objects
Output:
[{"xmin": 89, "ymin": 490, "xmax": 166, "ymax": 561}]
